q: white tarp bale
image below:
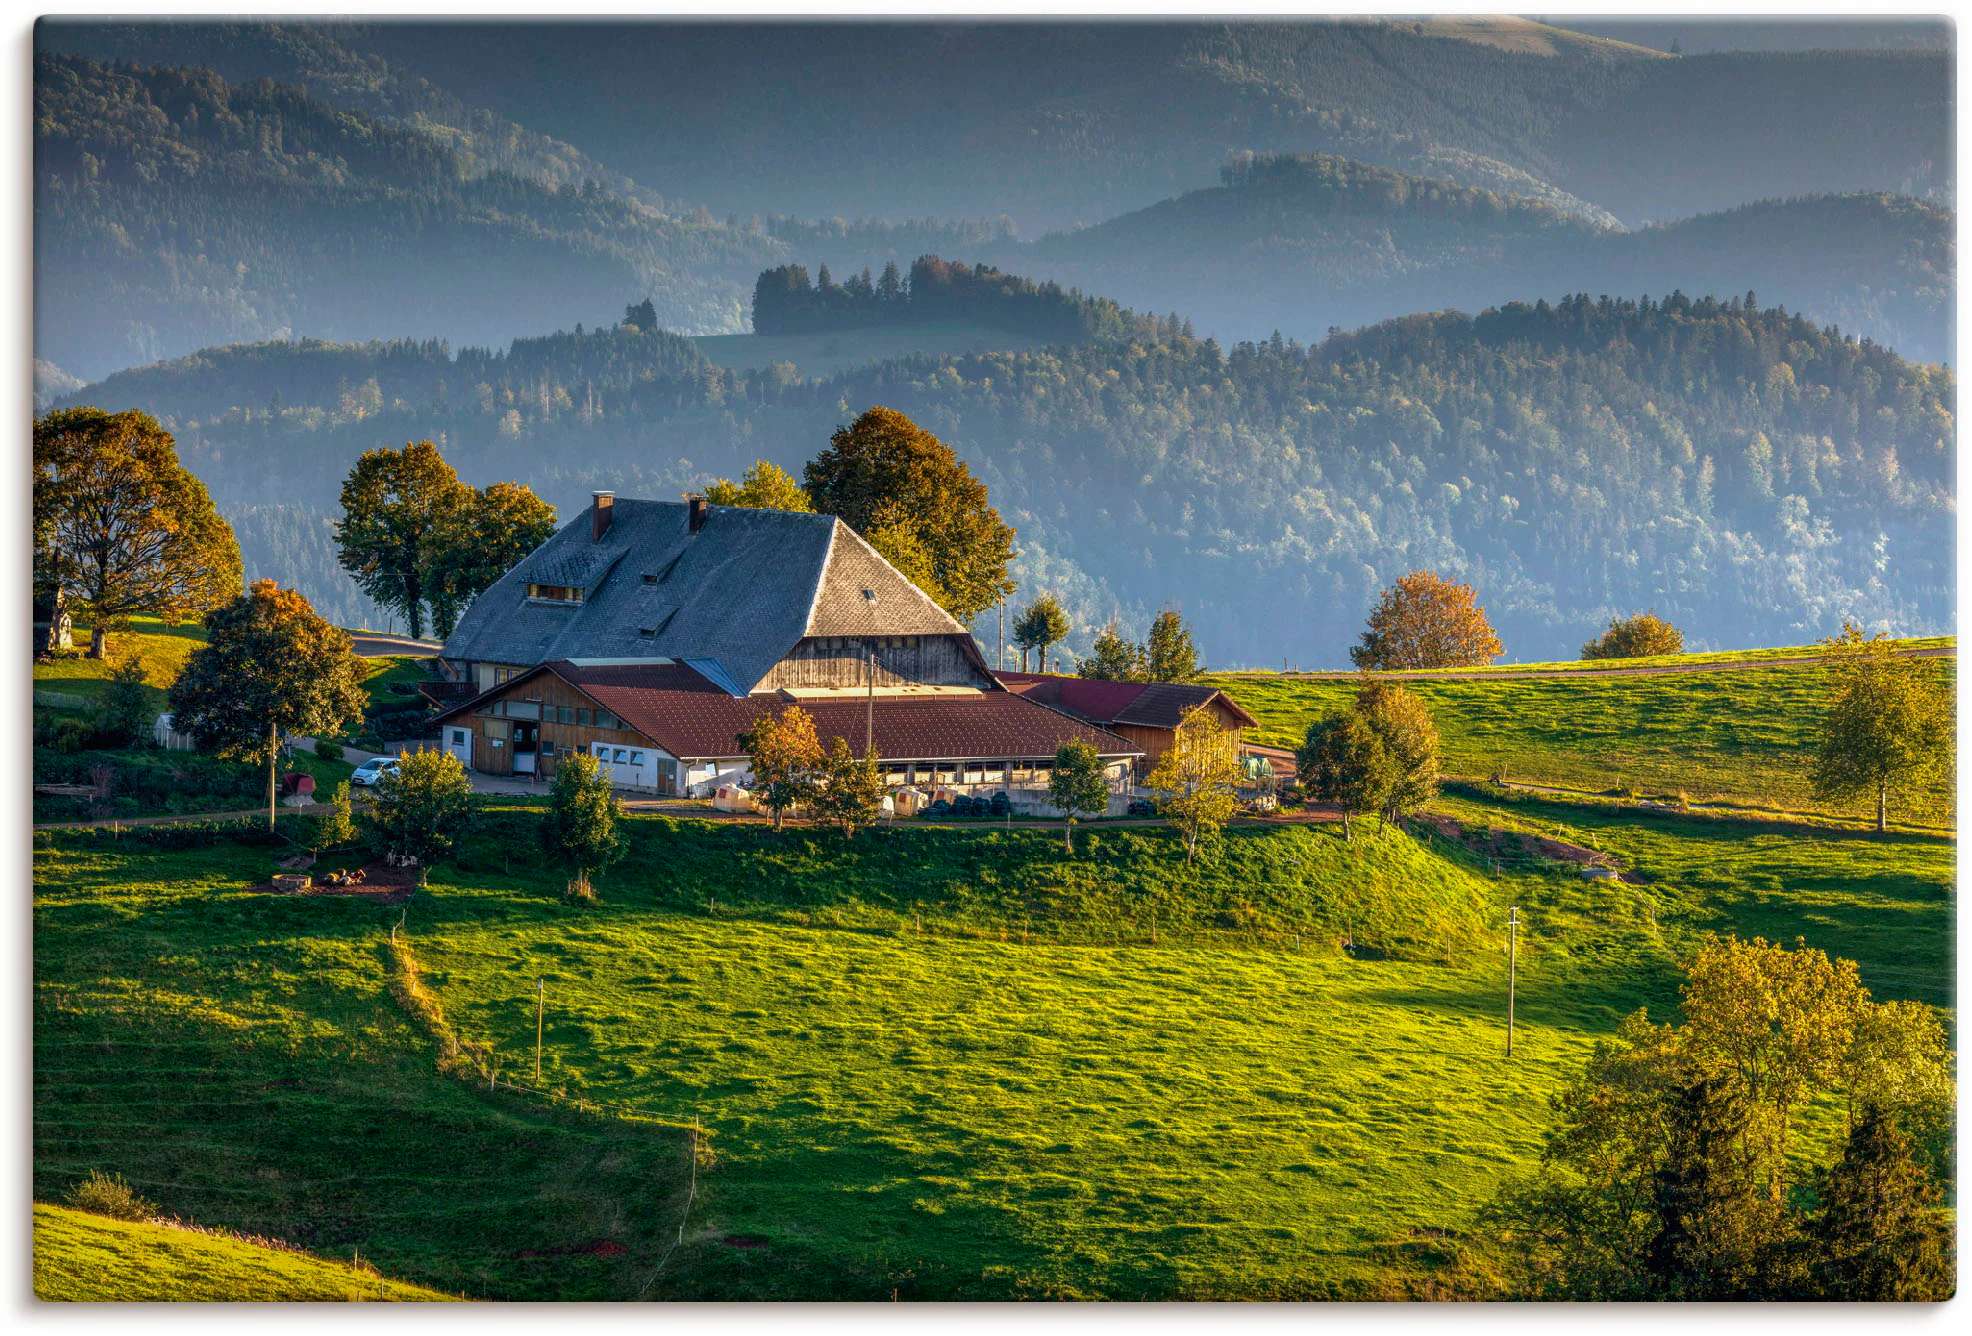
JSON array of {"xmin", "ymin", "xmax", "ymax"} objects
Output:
[{"xmin": 713, "ymin": 784, "xmax": 753, "ymax": 813}]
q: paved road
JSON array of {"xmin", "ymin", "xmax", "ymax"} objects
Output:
[{"xmin": 1225, "ymin": 645, "xmax": 1954, "ymax": 682}]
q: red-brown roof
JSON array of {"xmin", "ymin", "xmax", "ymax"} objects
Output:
[
  {"xmin": 993, "ymin": 672, "xmax": 1257, "ymax": 730},
  {"xmin": 435, "ymin": 660, "xmax": 1142, "ymax": 762}
]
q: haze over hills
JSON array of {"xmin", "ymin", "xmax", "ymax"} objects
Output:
[{"xmin": 56, "ymin": 282, "xmax": 1954, "ymax": 666}]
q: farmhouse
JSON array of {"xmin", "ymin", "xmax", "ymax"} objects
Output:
[
  {"xmin": 992, "ymin": 671, "xmax": 1259, "ymax": 780},
  {"xmin": 431, "ymin": 493, "xmax": 1140, "ymax": 797}
]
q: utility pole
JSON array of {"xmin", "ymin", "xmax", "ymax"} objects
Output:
[
  {"xmin": 534, "ymin": 977, "xmax": 545, "ymax": 1083},
  {"xmin": 1506, "ymin": 906, "xmax": 1520, "ymax": 1058},
  {"xmin": 999, "ymin": 596, "xmax": 1006, "ymax": 671}
]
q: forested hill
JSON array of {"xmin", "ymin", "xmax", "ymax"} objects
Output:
[
  {"xmin": 1015, "ymin": 156, "xmax": 1954, "ymax": 363},
  {"xmin": 60, "ymin": 291, "xmax": 1954, "ymax": 664},
  {"xmin": 32, "ymin": 52, "xmax": 783, "ymax": 380}
]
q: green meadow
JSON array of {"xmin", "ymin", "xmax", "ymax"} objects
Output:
[
  {"xmin": 33, "ymin": 1204, "xmax": 457, "ymax": 1302},
  {"xmin": 1207, "ymin": 645, "xmax": 1957, "ymax": 829},
  {"xmin": 34, "ymin": 795, "xmax": 1952, "ymax": 1299}
]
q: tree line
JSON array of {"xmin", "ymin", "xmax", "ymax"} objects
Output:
[{"xmin": 750, "ymin": 254, "xmax": 1163, "ymax": 343}]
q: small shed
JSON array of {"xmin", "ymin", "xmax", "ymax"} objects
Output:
[{"xmin": 153, "ymin": 713, "xmax": 197, "ymax": 751}]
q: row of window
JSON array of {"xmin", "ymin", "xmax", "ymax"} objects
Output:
[
  {"xmin": 476, "ymin": 699, "xmax": 624, "ymax": 730},
  {"xmin": 527, "ymin": 584, "xmax": 584, "ymax": 602}
]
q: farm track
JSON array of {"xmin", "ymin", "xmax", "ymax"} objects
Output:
[{"xmin": 1230, "ymin": 645, "xmax": 1954, "ymax": 681}]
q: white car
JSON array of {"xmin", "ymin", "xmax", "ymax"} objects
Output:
[{"xmin": 350, "ymin": 756, "xmax": 402, "ymax": 788}]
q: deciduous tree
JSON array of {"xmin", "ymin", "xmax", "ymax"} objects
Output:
[
  {"xmin": 1295, "ymin": 711, "xmax": 1389, "ymax": 841},
  {"xmin": 1144, "ymin": 609, "xmax": 1202, "ymax": 682},
  {"xmin": 803, "ymin": 406, "xmax": 1017, "ymax": 621},
  {"xmin": 1014, "ymin": 595, "xmax": 1071, "ymax": 673},
  {"xmin": 812, "ymin": 737, "xmax": 886, "ymax": 838},
  {"xmin": 334, "ymin": 440, "xmax": 471, "ymax": 640},
  {"xmin": 703, "ymin": 460, "xmax": 812, "ymax": 512},
  {"xmin": 1147, "ymin": 706, "xmax": 1242, "ymax": 863},
  {"xmin": 1583, "ymin": 610, "xmax": 1684, "ymax": 660},
  {"xmin": 1077, "ymin": 622, "xmax": 1145, "ymax": 681},
  {"xmin": 424, "ymin": 481, "xmax": 558, "ymax": 638},
  {"xmin": 167, "ymin": 580, "xmax": 369, "ymax": 829},
  {"xmin": 367, "ymin": 748, "xmax": 475, "ymax": 882},
  {"xmin": 95, "ymin": 655, "xmax": 152, "ymax": 747},
  {"xmin": 34, "ymin": 407, "xmax": 243, "ymax": 658},
  {"xmin": 539, "ymin": 749, "xmax": 626, "ymax": 900},
  {"xmin": 1047, "ymin": 740, "xmax": 1111, "ymax": 852},
  {"xmin": 1809, "ymin": 623, "xmax": 1952, "ymax": 831},
  {"xmin": 740, "ymin": 705, "xmax": 824, "ymax": 831},
  {"xmin": 1355, "ymin": 680, "xmax": 1440, "ymax": 825},
  {"xmin": 1350, "ymin": 570, "xmax": 1503, "ymax": 671}
]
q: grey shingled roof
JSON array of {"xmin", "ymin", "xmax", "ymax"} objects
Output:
[{"xmin": 441, "ymin": 498, "xmax": 967, "ymax": 694}]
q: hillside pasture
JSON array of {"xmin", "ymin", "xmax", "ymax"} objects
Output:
[
  {"xmin": 1208, "ymin": 651, "xmax": 1957, "ymax": 829},
  {"xmin": 33, "ymin": 1204, "xmax": 457, "ymax": 1301}
]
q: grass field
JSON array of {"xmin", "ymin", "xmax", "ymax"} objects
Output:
[
  {"xmin": 1216, "ymin": 636, "xmax": 1956, "ymax": 676},
  {"xmin": 33, "ymin": 1204, "xmax": 456, "ymax": 1301},
  {"xmin": 693, "ymin": 320, "xmax": 1046, "ymax": 378},
  {"xmin": 34, "ymin": 794, "xmax": 1948, "ymax": 1299},
  {"xmin": 1207, "ymin": 648, "xmax": 1957, "ymax": 828}
]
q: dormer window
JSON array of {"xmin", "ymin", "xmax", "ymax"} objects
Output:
[{"xmin": 528, "ymin": 583, "xmax": 584, "ymax": 603}]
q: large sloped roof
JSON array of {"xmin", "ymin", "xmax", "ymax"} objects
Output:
[
  {"xmin": 440, "ymin": 498, "xmax": 968, "ymax": 694},
  {"xmin": 992, "ymin": 672, "xmax": 1258, "ymax": 730},
  {"xmin": 433, "ymin": 659, "xmax": 1141, "ymax": 762}
]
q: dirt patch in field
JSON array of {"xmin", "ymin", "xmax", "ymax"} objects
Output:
[
  {"xmin": 511, "ymin": 1239, "xmax": 629, "ymax": 1259},
  {"xmin": 1414, "ymin": 813, "xmax": 1642, "ymax": 883},
  {"xmin": 245, "ymin": 860, "xmax": 421, "ymax": 904}
]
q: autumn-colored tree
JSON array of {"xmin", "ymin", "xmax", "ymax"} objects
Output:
[
  {"xmin": 1355, "ymin": 680, "xmax": 1440, "ymax": 825},
  {"xmin": 34, "ymin": 407, "xmax": 243, "ymax": 658},
  {"xmin": 334, "ymin": 440, "xmax": 472, "ymax": 639},
  {"xmin": 703, "ymin": 460, "xmax": 812, "ymax": 512},
  {"xmin": 1147, "ymin": 706, "xmax": 1242, "ymax": 863},
  {"xmin": 538, "ymin": 750, "xmax": 626, "ymax": 901},
  {"xmin": 1144, "ymin": 609, "xmax": 1202, "ymax": 682},
  {"xmin": 1583, "ymin": 610, "xmax": 1684, "ymax": 660},
  {"xmin": 803, "ymin": 406, "xmax": 1016, "ymax": 621},
  {"xmin": 367, "ymin": 748, "xmax": 476, "ymax": 883},
  {"xmin": 424, "ymin": 481, "xmax": 559, "ymax": 638},
  {"xmin": 1809, "ymin": 623, "xmax": 1953, "ymax": 831},
  {"xmin": 740, "ymin": 705, "xmax": 825, "ymax": 831},
  {"xmin": 1014, "ymin": 595, "xmax": 1071, "ymax": 673},
  {"xmin": 811, "ymin": 736, "xmax": 886, "ymax": 838},
  {"xmin": 1349, "ymin": 570, "xmax": 1503, "ymax": 670},
  {"xmin": 1047, "ymin": 740, "xmax": 1111, "ymax": 853},
  {"xmin": 1077, "ymin": 622, "xmax": 1145, "ymax": 681},
  {"xmin": 167, "ymin": 580, "xmax": 370, "ymax": 829}
]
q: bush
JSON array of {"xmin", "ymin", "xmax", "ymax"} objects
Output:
[
  {"xmin": 1582, "ymin": 610, "xmax": 1684, "ymax": 660},
  {"xmin": 314, "ymin": 737, "xmax": 344, "ymax": 762},
  {"xmin": 67, "ymin": 1170, "xmax": 156, "ymax": 1221}
]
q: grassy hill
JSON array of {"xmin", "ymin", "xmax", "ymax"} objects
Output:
[
  {"xmin": 34, "ymin": 1204, "xmax": 456, "ymax": 1301},
  {"xmin": 34, "ymin": 786, "xmax": 1952, "ymax": 1298},
  {"xmin": 1207, "ymin": 641, "xmax": 1957, "ymax": 829}
]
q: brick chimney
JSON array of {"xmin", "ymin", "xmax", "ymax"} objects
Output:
[
  {"xmin": 591, "ymin": 490, "xmax": 614, "ymax": 543},
  {"xmin": 687, "ymin": 493, "xmax": 708, "ymax": 534}
]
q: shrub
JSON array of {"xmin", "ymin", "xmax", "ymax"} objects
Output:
[
  {"xmin": 1582, "ymin": 610, "xmax": 1684, "ymax": 660},
  {"xmin": 314, "ymin": 737, "xmax": 345, "ymax": 762},
  {"xmin": 67, "ymin": 1170, "xmax": 156, "ymax": 1222}
]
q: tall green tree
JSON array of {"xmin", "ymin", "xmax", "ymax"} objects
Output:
[
  {"xmin": 367, "ymin": 748, "xmax": 475, "ymax": 882},
  {"xmin": 1642, "ymin": 1078, "xmax": 1780, "ymax": 1300},
  {"xmin": 811, "ymin": 737, "xmax": 886, "ymax": 838},
  {"xmin": 1144, "ymin": 609, "xmax": 1202, "ymax": 682},
  {"xmin": 703, "ymin": 460, "xmax": 812, "ymax": 512},
  {"xmin": 1295, "ymin": 711, "xmax": 1389, "ymax": 842},
  {"xmin": 1808, "ymin": 1110, "xmax": 1953, "ymax": 1300},
  {"xmin": 1078, "ymin": 622, "xmax": 1146, "ymax": 681},
  {"xmin": 1809, "ymin": 623, "xmax": 1953, "ymax": 831},
  {"xmin": 803, "ymin": 406, "xmax": 1016, "ymax": 621},
  {"xmin": 166, "ymin": 580, "xmax": 369, "ymax": 829},
  {"xmin": 1047, "ymin": 740, "xmax": 1111, "ymax": 852},
  {"xmin": 1355, "ymin": 680, "xmax": 1440, "ymax": 826},
  {"xmin": 1014, "ymin": 595, "xmax": 1071, "ymax": 673},
  {"xmin": 334, "ymin": 440, "xmax": 471, "ymax": 640},
  {"xmin": 34, "ymin": 407, "xmax": 243, "ymax": 658},
  {"xmin": 424, "ymin": 480, "xmax": 559, "ymax": 638},
  {"xmin": 1147, "ymin": 706, "xmax": 1242, "ymax": 864},
  {"xmin": 538, "ymin": 750, "xmax": 626, "ymax": 900}
]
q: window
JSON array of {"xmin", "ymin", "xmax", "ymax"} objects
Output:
[
  {"xmin": 576, "ymin": 708, "xmax": 591, "ymax": 726},
  {"xmin": 595, "ymin": 710, "xmax": 619, "ymax": 731},
  {"xmin": 613, "ymin": 748, "xmax": 629, "ymax": 763},
  {"xmin": 450, "ymin": 729, "xmax": 467, "ymax": 745},
  {"xmin": 556, "ymin": 706, "xmax": 575, "ymax": 724},
  {"xmin": 629, "ymin": 751, "xmax": 645, "ymax": 765},
  {"xmin": 527, "ymin": 583, "xmax": 583, "ymax": 602}
]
